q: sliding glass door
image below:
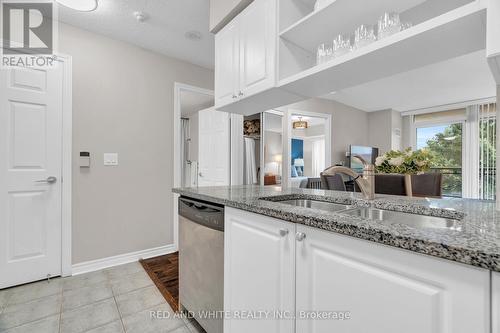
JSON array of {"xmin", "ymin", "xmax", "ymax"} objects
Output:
[{"xmin": 416, "ymin": 123, "xmax": 463, "ymax": 197}]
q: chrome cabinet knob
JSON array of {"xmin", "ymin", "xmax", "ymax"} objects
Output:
[
  {"xmin": 279, "ymin": 229, "xmax": 289, "ymax": 237},
  {"xmin": 35, "ymin": 176, "xmax": 57, "ymax": 184},
  {"xmin": 238, "ymin": 91, "xmax": 244, "ymax": 96},
  {"xmin": 232, "ymin": 94, "xmax": 237, "ymax": 99},
  {"xmin": 295, "ymin": 232, "xmax": 306, "ymax": 242}
]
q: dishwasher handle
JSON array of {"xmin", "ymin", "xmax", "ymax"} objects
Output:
[{"xmin": 179, "ymin": 197, "xmax": 224, "ymax": 232}]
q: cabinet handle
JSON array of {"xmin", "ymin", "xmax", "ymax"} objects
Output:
[
  {"xmin": 232, "ymin": 94, "xmax": 237, "ymax": 99},
  {"xmin": 279, "ymin": 229, "xmax": 289, "ymax": 237},
  {"xmin": 238, "ymin": 91, "xmax": 244, "ymax": 97},
  {"xmin": 295, "ymin": 232, "xmax": 306, "ymax": 242}
]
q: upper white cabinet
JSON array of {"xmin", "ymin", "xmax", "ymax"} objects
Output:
[
  {"xmin": 215, "ymin": 20, "xmax": 240, "ymax": 107},
  {"xmin": 238, "ymin": 0, "xmax": 276, "ymax": 98},
  {"xmin": 215, "ymin": 0, "xmax": 304, "ymax": 115},
  {"xmin": 215, "ymin": 0, "xmax": 277, "ymax": 109},
  {"xmin": 295, "ymin": 224, "xmax": 490, "ymax": 333},
  {"xmin": 224, "ymin": 207, "xmax": 295, "ymax": 333}
]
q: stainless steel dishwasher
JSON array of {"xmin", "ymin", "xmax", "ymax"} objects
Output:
[{"xmin": 179, "ymin": 196, "xmax": 224, "ymax": 333}]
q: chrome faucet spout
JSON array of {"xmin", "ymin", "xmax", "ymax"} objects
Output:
[{"xmin": 322, "ymin": 155, "xmax": 375, "ymax": 200}]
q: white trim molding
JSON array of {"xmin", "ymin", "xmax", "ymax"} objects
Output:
[
  {"xmin": 71, "ymin": 244, "xmax": 177, "ymax": 276},
  {"xmin": 58, "ymin": 53, "xmax": 73, "ymax": 277}
]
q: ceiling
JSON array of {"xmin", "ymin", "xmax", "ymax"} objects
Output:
[
  {"xmin": 56, "ymin": 0, "xmax": 214, "ymax": 69},
  {"xmin": 322, "ymin": 50, "xmax": 497, "ymax": 112},
  {"xmin": 180, "ymin": 90, "xmax": 214, "ymax": 116}
]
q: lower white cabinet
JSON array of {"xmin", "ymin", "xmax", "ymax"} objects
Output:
[
  {"xmin": 224, "ymin": 208, "xmax": 491, "ymax": 333},
  {"xmin": 295, "ymin": 224, "xmax": 490, "ymax": 333},
  {"xmin": 224, "ymin": 207, "xmax": 296, "ymax": 333},
  {"xmin": 494, "ymin": 272, "xmax": 500, "ymax": 333}
]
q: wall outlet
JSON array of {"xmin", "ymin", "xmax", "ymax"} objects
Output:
[{"xmin": 103, "ymin": 153, "xmax": 118, "ymax": 166}]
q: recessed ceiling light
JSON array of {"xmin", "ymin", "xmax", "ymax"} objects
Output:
[
  {"xmin": 134, "ymin": 11, "xmax": 148, "ymax": 23},
  {"xmin": 56, "ymin": 0, "xmax": 98, "ymax": 11},
  {"xmin": 185, "ymin": 31, "xmax": 203, "ymax": 41}
]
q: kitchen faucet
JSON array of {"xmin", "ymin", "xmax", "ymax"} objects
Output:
[{"xmin": 321, "ymin": 155, "xmax": 375, "ymax": 200}]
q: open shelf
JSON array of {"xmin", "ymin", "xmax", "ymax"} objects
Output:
[
  {"xmin": 280, "ymin": 0, "xmax": 475, "ymax": 52},
  {"xmin": 278, "ymin": 2, "xmax": 487, "ymax": 99},
  {"xmin": 280, "ymin": 0, "xmax": 427, "ymax": 52}
]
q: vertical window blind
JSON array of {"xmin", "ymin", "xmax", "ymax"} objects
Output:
[{"xmin": 479, "ymin": 103, "xmax": 496, "ymax": 200}]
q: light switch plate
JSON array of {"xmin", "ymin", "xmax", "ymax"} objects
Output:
[{"xmin": 103, "ymin": 153, "xmax": 118, "ymax": 166}]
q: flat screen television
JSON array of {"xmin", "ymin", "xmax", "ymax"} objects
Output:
[{"xmin": 349, "ymin": 145, "xmax": 379, "ymax": 173}]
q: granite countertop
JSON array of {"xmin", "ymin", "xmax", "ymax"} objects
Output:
[{"xmin": 172, "ymin": 185, "xmax": 500, "ymax": 272}]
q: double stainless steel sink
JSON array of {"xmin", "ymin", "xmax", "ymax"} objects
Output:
[
  {"xmin": 279, "ymin": 199, "xmax": 351, "ymax": 212},
  {"xmin": 277, "ymin": 199, "xmax": 460, "ymax": 230}
]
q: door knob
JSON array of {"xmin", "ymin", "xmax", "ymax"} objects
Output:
[
  {"xmin": 198, "ymin": 172, "xmax": 203, "ymax": 177},
  {"xmin": 279, "ymin": 229, "xmax": 289, "ymax": 237},
  {"xmin": 35, "ymin": 176, "xmax": 57, "ymax": 184},
  {"xmin": 295, "ymin": 232, "xmax": 306, "ymax": 241}
]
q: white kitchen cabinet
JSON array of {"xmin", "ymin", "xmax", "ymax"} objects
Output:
[
  {"xmin": 214, "ymin": 0, "xmax": 277, "ymax": 109},
  {"xmin": 237, "ymin": 0, "xmax": 276, "ymax": 98},
  {"xmin": 215, "ymin": 20, "xmax": 239, "ymax": 107},
  {"xmin": 494, "ymin": 272, "xmax": 500, "ymax": 333},
  {"xmin": 295, "ymin": 224, "xmax": 491, "ymax": 333},
  {"xmin": 224, "ymin": 207, "xmax": 295, "ymax": 333}
]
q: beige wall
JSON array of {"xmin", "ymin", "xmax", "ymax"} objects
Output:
[
  {"xmin": 367, "ymin": 110, "xmax": 403, "ymax": 154},
  {"xmin": 59, "ymin": 23, "xmax": 214, "ymax": 264},
  {"xmin": 367, "ymin": 110, "xmax": 392, "ymax": 154},
  {"xmin": 285, "ymin": 98, "xmax": 369, "ymax": 165},
  {"xmin": 368, "ymin": 110, "xmax": 406, "ymax": 154},
  {"xmin": 402, "ymin": 115, "xmax": 412, "ymax": 149}
]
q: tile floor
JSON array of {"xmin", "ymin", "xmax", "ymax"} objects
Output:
[{"xmin": 0, "ymin": 262, "xmax": 205, "ymax": 333}]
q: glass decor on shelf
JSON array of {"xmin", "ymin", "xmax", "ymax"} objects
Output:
[
  {"xmin": 313, "ymin": 9, "xmax": 412, "ymax": 67},
  {"xmin": 401, "ymin": 22, "xmax": 413, "ymax": 31},
  {"xmin": 354, "ymin": 24, "xmax": 376, "ymax": 49},
  {"xmin": 316, "ymin": 42, "xmax": 333, "ymax": 65},
  {"xmin": 377, "ymin": 12, "xmax": 401, "ymax": 40},
  {"xmin": 333, "ymin": 34, "xmax": 352, "ymax": 58}
]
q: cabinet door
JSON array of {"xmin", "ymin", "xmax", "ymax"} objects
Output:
[
  {"xmin": 238, "ymin": 0, "xmax": 276, "ymax": 98},
  {"xmin": 296, "ymin": 225, "xmax": 490, "ymax": 333},
  {"xmin": 224, "ymin": 207, "xmax": 295, "ymax": 333},
  {"xmin": 494, "ymin": 272, "xmax": 500, "ymax": 333},
  {"xmin": 215, "ymin": 19, "xmax": 239, "ymax": 107}
]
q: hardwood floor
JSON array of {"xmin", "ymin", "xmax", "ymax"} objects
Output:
[{"xmin": 140, "ymin": 252, "xmax": 179, "ymax": 312}]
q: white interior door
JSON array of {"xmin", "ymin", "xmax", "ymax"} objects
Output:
[
  {"xmin": 198, "ymin": 107, "xmax": 230, "ymax": 186},
  {"xmin": 0, "ymin": 64, "xmax": 63, "ymax": 289}
]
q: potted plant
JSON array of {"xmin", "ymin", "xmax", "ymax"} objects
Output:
[{"xmin": 374, "ymin": 148, "xmax": 432, "ymax": 197}]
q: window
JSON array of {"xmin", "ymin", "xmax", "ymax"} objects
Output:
[
  {"xmin": 416, "ymin": 123, "xmax": 463, "ymax": 197},
  {"xmin": 411, "ymin": 103, "xmax": 497, "ymax": 200}
]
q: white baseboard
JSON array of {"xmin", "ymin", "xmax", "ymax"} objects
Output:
[{"xmin": 71, "ymin": 244, "xmax": 177, "ymax": 276}]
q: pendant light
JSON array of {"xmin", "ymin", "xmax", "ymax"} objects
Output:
[
  {"xmin": 293, "ymin": 117, "xmax": 308, "ymax": 129},
  {"xmin": 56, "ymin": 0, "xmax": 98, "ymax": 12}
]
